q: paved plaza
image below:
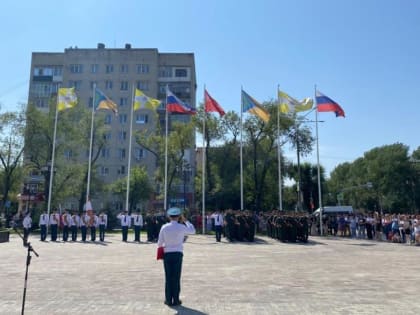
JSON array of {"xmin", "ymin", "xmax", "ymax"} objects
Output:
[{"xmin": 1, "ymin": 232, "xmax": 419, "ymax": 315}]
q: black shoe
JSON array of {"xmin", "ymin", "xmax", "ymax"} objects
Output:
[
  {"xmin": 164, "ymin": 300, "xmax": 172, "ymax": 306},
  {"xmin": 173, "ymin": 300, "xmax": 182, "ymax": 306}
]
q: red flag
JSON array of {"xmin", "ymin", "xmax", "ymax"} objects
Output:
[{"xmin": 205, "ymin": 90, "xmax": 225, "ymax": 116}]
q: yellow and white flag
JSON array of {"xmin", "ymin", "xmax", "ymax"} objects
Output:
[
  {"xmin": 279, "ymin": 90, "xmax": 313, "ymax": 114},
  {"xmin": 57, "ymin": 88, "xmax": 78, "ymax": 111},
  {"xmin": 134, "ymin": 89, "xmax": 161, "ymax": 111}
]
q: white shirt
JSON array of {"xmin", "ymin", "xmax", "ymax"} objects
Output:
[
  {"xmin": 117, "ymin": 214, "xmax": 131, "ymax": 227},
  {"xmin": 211, "ymin": 213, "xmax": 224, "ymax": 226},
  {"xmin": 23, "ymin": 216, "xmax": 32, "ymax": 229},
  {"xmin": 157, "ymin": 220, "xmax": 196, "ymax": 253},
  {"xmin": 63, "ymin": 214, "xmax": 72, "ymax": 226},
  {"xmin": 84, "ymin": 201, "xmax": 93, "ymax": 211},
  {"xmin": 91, "ymin": 215, "xmax": 99, "ymax": 228},
  {"xmin": 80, "ymin": 214, "xmax": 90, "ymax": 227},
  {"xmin": 133, "ymin": 214, "xmax": 143, "ymax": 226},
  {"xmin": 39, "ymin": 213, "xmax": 49, "ymax": 225},
  {"xmin": 71, "ymin": 215, "xmax": 80, "ymax": 226},
  {"xmin": 99, "ymin": 214, "xmax": 108, "ymax": 227},
  {"xmin": 50, "ymin": 214, "xmax": 59, "ymax": 225}
]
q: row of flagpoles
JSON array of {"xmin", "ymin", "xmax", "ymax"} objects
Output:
[{"xmin": 48, "ymin": 84, "xmax": 345, "ymax": 236}]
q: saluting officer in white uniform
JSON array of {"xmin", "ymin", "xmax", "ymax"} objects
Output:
[
  {"xmin": 132, "ymin": 211, "xmax": 144, "ymax": 242},
  {"xmin": 22, "ymin": 212, "xmax": 32, "ymax": 247},
  {"xmin": 117, "ymin": 211, "xmax": 131, "ymax": 242},
  {"xmin": 39, "ymin": 210, "xmax": 49, "ymax": 241},
  {"xmin": 211, "ymin": 210, "xmax": 224, "ymax": 242}
]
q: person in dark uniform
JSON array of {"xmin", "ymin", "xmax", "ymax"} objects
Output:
[{"xmin": 157, "ymin": 207, "xmax": 196, "ymax": 307}]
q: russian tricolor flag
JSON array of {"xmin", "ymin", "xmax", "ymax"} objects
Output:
[
  {"xmin": 316, "ymin": 90, "xmax": 345, "ymax": 117},
  {"xmin": 166, "ymin": 86, "xmax": 196, "ymax": 115}
]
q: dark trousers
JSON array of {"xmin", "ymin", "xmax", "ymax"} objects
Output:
[
  {"xmin": 163, "ymin": 252, "xmax": 183, "ymax": 305},
  {"xmin": 90, "ymin": 226, "xmax": 96, "ymax": 241},
  {"xmin": 23, "ymin": 228, "xmax": 30, "ymax": 246},
  {"xmin": 99, "ymin": 225, "xmax": 106, "ymax": 241},
  {"xmin": 81, "ymin": 226, "xmax": 87, "ymax": 242},
  {"xmin": 40, "ymin": 225, "xmax": 47, "ymax": 241},
  {"xmin": 51, "ymin": 224, "xmax": 58, "ymax": 241},
  {"xmin": 215, "ymin": 225, "xmax": 222, "ymax": 242},
  {"xmin": 122, "ymin": 226, "xmax": 128, "ymax": 242},
  {"xmin": 63, "ymin": 226, "xmax": 69, "ymax": 241},
  {"xmin": 134, "ymin": 225, "xmax": 141, "ymax": 242},
  {"xmin": 71, "ymin": 225, "xmax": 78, "ymax": 241}
]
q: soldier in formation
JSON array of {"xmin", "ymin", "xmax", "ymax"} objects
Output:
[{"xmin": 266, "ymin": 211, "xmax": 309, "ymax": 243}]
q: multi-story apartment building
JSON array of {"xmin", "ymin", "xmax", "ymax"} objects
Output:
[{"xmin": 27, "ymin": 43, "xmax": 196, "ymax": 211}]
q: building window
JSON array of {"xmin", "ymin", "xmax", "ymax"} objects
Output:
[
  {"xmin": 91, "ymin": 64, "xmax": 99, "ymax": 73},
  {"xmin": 137, "ymin": 64, "xmax": 150, "ymax": 74},
  {"xmin": 69, "ymin": 80, "xmax": 82, "ymax": 91},
  {"xmin": 105, "ymin": 64, "xmax": 114, "ymax": 73},
  {"xmin": 135, "ymin": 148, "xmax": 145, "ymax": 160},
  {"xmin": 118, "ymin": 148, "xmax": 126, "ymax": 159},
  {"xmin": 64, "ymin": 149, "xmax": 73, "ymax": 160},
  {"xmin": 119, "ymin": 97, "xmax": 128, "ymax": 106},
  {"xmin": 120, "ymin": 64, "xmax": 129, "ymax": 73},
  {"xmin": 103, "ymin": 132, "xmax": 112, "ymax": 140},
  {"xmin": 105, "ymin": 80, "xmax": 113, "ymax": 90},
  {"xmin": 117, "ymin": 166, "xmax": 126, "ymax": 175},
  {"xmin": 118, "ymin": 130, "xmax": 127, "ymax": 141},
  {"xmin": 70, "ymin": 64, "xmax": 83, "ymax": 73},
  {"xmin": 101, "ymin": 148, "xmax": 110, "ymax": 159},
  {"xmin": 136, "ymin": 114, "xmax": 148, "ymax": 124},
  {"xmin": 175, "ymin": 68, "xmax": 188, "ymax": 77},
  {"xmin": 35, "ymin": 98, "xmax": 46, "ymax": 108},
  {"xmin": 159, "ymin": 66, "xmax": 172, "ymax": 77},
  {"xmin": 90, "ymin": 81, "xmax": 97, "ymax": 90},
  {"xmin": 100, "ymin": 166, "xmax": 109, "ymax": 176},
  {"xmin": 120, "ymin": 81, "xmax": 129, "ymax": 91},
  {"xmin": 104, "ymin": 114, "xmax": 112, "ymax": 124},
  {"xmin": 136, "ymin": 80, "xmax": 149, "ymax": 91},
  {"xmin": 119, "ymin": 114, "xmax": 127, "ymax": 124}
]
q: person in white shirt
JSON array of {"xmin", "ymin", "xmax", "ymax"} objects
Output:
[
  {"xmin": 132, "ymin": 211, "xmax": 144, "ymax": 242},
  {"xmin": 117, "ymin": 211, "xmax": 131, "ymax": 242},
  {"xmin": 71, "ymin": 211, "xmax": 80, "ymax": 242},
  {"xmin": 49, "ymin": 210, "xmax": 60, "ymax": 242},
  {"xmin": 98, "ymin": 212, "xmax": 108, "ymax": 242},
  {"xmin": 90, "ymin": 211, "xmax": 99, "ymax": 242},
  {"xmin": 39, "ymin": 210, "xmax": 49, "ymax": 241},
  {"xmin": 22, "ymin": 212, "xmax": 32, "ymax": 247},
  {"xmin": 62, "ymin": 210, "xmax": 71, "ymax": 242},
  {"xmin": 80, "ymin": 212, "xmax": 90, "ymax": 242},
  {"xmin": 157, "ymin": 207, "xmax": 196, "ymax": 307},
  {"xmin": 211, "ymin": 210, "xmax": 224, "ymax": 242}
]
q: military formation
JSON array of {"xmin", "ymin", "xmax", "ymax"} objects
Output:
[
  {"xmin": 222, "ymin": 210, "xmax": 256, "ymax": 242},
  {"xmin": 266, "ymin": 212, "xmax": 309, "ymax": 243}
]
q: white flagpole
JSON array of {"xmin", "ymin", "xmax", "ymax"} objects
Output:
[
  {"xmin": 164, "ymin": 86, "xmax": 169, "ymax": 211},
  {"xmin": 240, "ymin": 88, "xmax": 244, "ymax": 211},
  {"xmin": 125, "ymin": 84, "xmax": 136, "ymax": 212},
  {"xmin": 202, "ymin": 86, "xmax": 206, "ymax": 234},
  {"xmin": 315, "ymin": 85, "xmax": 323, "ymax": 236},
  {"xmin": 46, "ymin": 92, "xmax": 60, "ymax": 234},
  {"xmin": 86, "ymin": 84, "xmax": 96, "ymax": 204},
  {"xmin": 277, "ymin": 85, "xmax": 283, "ymax": 211}
]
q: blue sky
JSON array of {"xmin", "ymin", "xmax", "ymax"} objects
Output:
[{"xmin": 1, "ymin": 0, "xmax": 419, "ymax": 176}]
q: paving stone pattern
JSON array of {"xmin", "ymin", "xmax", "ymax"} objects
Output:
[{"xmin": 0, "ymin": 233, "xmax": 419, "ymax": 315}]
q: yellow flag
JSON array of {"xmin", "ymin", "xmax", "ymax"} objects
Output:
[
  {"xmin": 134, "ymin": 89, "xmax": 161, "ymax": 111},
  {"xmin": 279, "ymin": 90, "xmax": 313, "ymax": 114},
  {"xmin": 57, "ymin": 88, "xmax": 77, "ymax": 111}
]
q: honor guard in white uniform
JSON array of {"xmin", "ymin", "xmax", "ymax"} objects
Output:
[
  {"xmin": 98, "ymin": 212, "xmax": 108, "ymax": 242},
  {"xmin": 133, "ymin": 211, "xmax": 144, "ymax": 242},
  {"xmin": 39, "ymin": 210, "xmax": 49, "ymax": 241},
  {"xmin": 90, "ymin": 211, "xmax": 99, "ymax": 241},
  {"xmin": 71, "ymin": 211, "xmax": 80, "ymax": 241},
  {"xmin": 211, "ymin": 210, "xmax": 224, "ymax": 242},
  {"xmin": 22, "ymin": 212, "xmax": 32, "ymax": 246},
  {"xmin": 50, "ymin": 210, "xmax": 60, "ymax": 241},
  {"xmin": 117, "ymin": 211, "xmax": 131, "ymax": 242},
  {"xmin": 62, "ymin": 210, "xmax": 71, "ymax": 242},
  {"xmin": 80, "ymin": 212, "xmax": 90, "ymax": 242}
]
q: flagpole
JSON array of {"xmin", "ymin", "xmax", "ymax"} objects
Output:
[
  {"xmin": 202, "ymin": 86, "xmax": 206, "ymax": 234},
  {"xmin": 47, "ymin": 91, "xmax": 60, "ymax": 234},
  {"xmin": 277, "ymin": 85, "xmax": 283, "ymax": 211},
  {"xmin": 164, "ymin": 86, "xmax": 169, "ymax": 211},
  {"xmin": 315, "ymin": 84, "xmax": 323, "ymax": 236},
  {"xmin": 240, "ymin": 87, "xmax": 244, "ymax": 211},
  {"xmin": 125, "ymin": 84, "xmax": 135, "ymax": 212},
  {"xmin": 86, "ymin": 84, "xmax": 96, "ymax": 205}
]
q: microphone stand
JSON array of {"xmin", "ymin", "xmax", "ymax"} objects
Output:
[{"xmin": 14, "ymin": 227, "xmax": 39, "ymax": 315}]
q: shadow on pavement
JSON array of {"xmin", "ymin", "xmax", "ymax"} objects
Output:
[
  {"xmin": 169, "ymin": 305, "xmax": 208, "ymax": 315},
  {"xmin": 346, "ymin": 243, "xmax": 377, "ymax": 247}
]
